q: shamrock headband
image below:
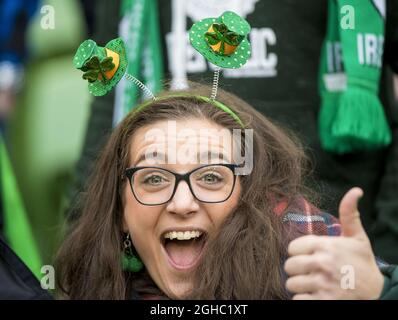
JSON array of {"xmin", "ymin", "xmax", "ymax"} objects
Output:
[{"xmin": 73, "ymin": 11, "xmax": 251, "ymax": 126}]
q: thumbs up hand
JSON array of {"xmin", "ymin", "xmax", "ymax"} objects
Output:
[
  {"xmin": 339, "ymin": 188, "xmax": 367, "ymax": 238},
  {"xmin": 284, "ymin": 188, "xmax": 384, "ymax": 300}
]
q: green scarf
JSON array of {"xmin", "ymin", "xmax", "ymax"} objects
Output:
[
  {"xmin": 0, "ymin": 136, "xmax": 42, "ymax": 279},
  {"xmin": 114, "ymin": 0, "xmax": 163, "ymax": 125},
  {"xmin": 319, "ymin": 0, "xmax": 391, "ymax": 153}
]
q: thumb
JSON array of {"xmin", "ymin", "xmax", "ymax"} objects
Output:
[{"xmin": 338, "ymin": 187, "xmax": 366, "ymax": 239}]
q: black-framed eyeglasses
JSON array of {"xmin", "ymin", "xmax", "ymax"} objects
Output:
[{"xmin": 125, "ymin": 164, "xmax": 239, "ymax": 206}]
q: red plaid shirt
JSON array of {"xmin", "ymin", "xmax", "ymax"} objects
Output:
[{"xmin": 276, "ymin": 197, "xmax": 341, "ymax": 236}]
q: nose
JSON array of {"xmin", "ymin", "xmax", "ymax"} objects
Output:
[{"xmin": 166, "ymin": 180, "xmax": 199, "ymax": 217}]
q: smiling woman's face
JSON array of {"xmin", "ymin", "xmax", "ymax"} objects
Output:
[{"xmin": 122, "ymin": 118, "xmax": 241, "ymax": 299}]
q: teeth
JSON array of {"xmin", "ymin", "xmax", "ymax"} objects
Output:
[
  {"xmin": 177, "ymin": 232, "xmax": 184, "ymax": 240},
  {"xmin": 164, "ymin": 230, "xmax": 203, "ymax": 240}
]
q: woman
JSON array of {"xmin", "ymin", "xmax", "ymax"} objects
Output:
[{"xmin": 55, "ymin": 83, "xmax": 340, "ymax": 299}]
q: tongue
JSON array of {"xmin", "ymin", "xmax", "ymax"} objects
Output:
[{"xmin": 164, "ymin": 239, "xmax": 203, "ymax": 267}]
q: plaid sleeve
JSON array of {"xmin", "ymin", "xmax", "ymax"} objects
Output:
[
  {"xmin": 280, "ymin": 197, "xmax": 341, "ymax": 236},
  {"xmin": 279, "ymin": 198, "xmax": 391, "ymax": 277}
]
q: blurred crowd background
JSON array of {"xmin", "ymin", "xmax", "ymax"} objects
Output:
[
  {"xmin": 1, "ymin": 0, "xmax": 94, "ymax": 276},
  {"xmin": 1, "ymin": 0, "xmax": 397, "ymax": 279}
]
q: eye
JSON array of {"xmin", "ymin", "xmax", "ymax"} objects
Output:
[
  {"xmin": 199, "ymin": 172, "xmax": 223, "ymax": 184},
  {"xmin": 142, "ymin": 174, "xmax": 168, "ymax": 185}
]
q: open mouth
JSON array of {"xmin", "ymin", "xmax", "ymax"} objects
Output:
[{"xmin": 160, "ymin": 229, "xmax": 208, "ymax": 271}]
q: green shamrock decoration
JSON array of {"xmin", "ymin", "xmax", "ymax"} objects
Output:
[
  {"xmin": 189, "ymin": 11, "xmax": 252, "ymax": 69},
  {"xmin": 204, "ymin": 23, "xmax": 244, "ymax": 55},
  {"xmin": 81, "ymin": 56, "xmax": 115, "ymax": 83},
  {"xmin": 73, "ymin": 38, "xmax": 128, "ymax": 96}
]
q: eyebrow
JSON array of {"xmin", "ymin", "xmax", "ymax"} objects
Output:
[{"xmin": 133, "ymin": 150, "xmax": 231, "ymax": 166}]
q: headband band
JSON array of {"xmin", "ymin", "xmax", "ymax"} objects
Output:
[
  {"xmin": 132, "ymin": 94, "xmax": 244, "ymax": 128},
  {"xmin": 73, "ymin": 11, "xmax": 251, "ymax": 129}
]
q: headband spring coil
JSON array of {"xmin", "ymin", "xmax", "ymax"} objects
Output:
[
  {"xmin": 210, "ymin": 67, "xmax": 221, "ymax": 101},
  {"xmin": 124, "ymin": 73, "xmax": 156, "ymax": 101}
]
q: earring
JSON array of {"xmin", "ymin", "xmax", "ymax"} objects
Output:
[{"xmin": 122, "ymin": 233, "xmax": 144, "ymax": 272}]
